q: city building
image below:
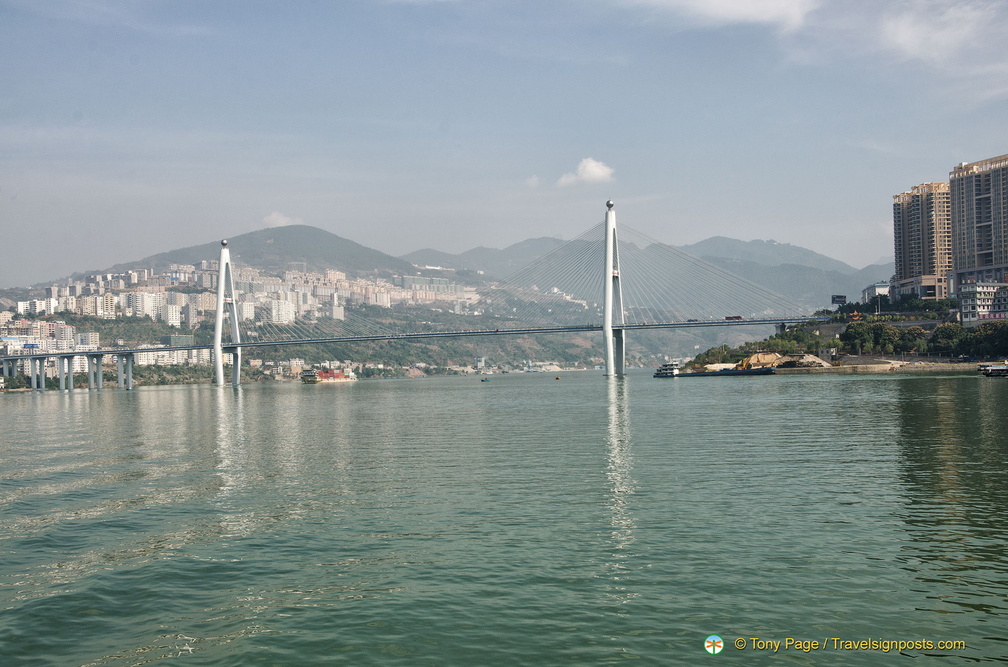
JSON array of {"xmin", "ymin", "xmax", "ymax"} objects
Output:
[
  {"xmin": 892, "ymin": 182, "xmax": 951, "ymax": 300},
  {"xmin": 958, "ymin": 282, "xmax": 1008, "ymax": 327},
  {"xmin": 950, "ymin": 154, "xmax": 1008, "ymax": 291},
  {"xmin": 269, "ymin": 299, "xmax": 296, "ymax": 324},
  {"xmin": 861, "ymin": 282, "xmax": 890, "ymax": 304}
]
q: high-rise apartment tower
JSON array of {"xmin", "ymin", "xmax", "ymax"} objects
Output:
[
  {"xmin": 892, "ymin": 182, "xmax": 951, "ymax": 299},
  {"xmin": 949, "ymin": 154, "xmax": 1008, "ymax": 288}
]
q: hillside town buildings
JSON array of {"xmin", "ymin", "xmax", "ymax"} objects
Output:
[{"xmin": 2, "ymin": 261, "xmax": 479, "ymax": 372}]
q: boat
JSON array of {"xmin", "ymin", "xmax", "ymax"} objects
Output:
[
  {"xmin": 653, "ymin": 363, "xmax": 680, "ymax": 378},
  {"xmin": 301, "ymin": 368, "xmax": 357, "ymax": 384},
  {"xmin": 676, "ymin": 366, "xmax": 776, "ymax": 377},
  {"xmin": 979, "ymin": 362, "xmax": 1008, "ymax": 377}
]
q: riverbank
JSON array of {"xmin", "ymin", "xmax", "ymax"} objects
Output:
[{"xmin": 777, "ymin": 358, "xmax": 979, "ymax": 375}]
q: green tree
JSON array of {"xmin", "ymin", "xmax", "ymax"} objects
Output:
[
  {"xmin": 929, "ymin": 323, "xmax": 966, "ymax": 355},
  {"xmin": 840, "ymin": 322, "xmax": 873, "ymax": 353},
  {"xmin": 897, "ymin": 326, "xmax": 927, "ymax": 354}
]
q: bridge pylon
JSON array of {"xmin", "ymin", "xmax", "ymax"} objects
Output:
[
  {"xmin": 602, "ymin": 200, "xmax": 625, "ymax": 377},
  {"xmin": 213, "ymin": 239, "xmax": 242, "ymax": 387}
]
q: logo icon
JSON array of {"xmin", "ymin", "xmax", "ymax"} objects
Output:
[{"xmin": 705, "ymin": 635, "xmax": 724, "ymax": 655}]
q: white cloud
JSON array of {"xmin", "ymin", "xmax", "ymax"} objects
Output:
[
  {"xmin": 878, "ymin": 1, "xmax": 999, "ymax": 68},
  {"xmin": 627, "ymin": 0, "xmax": 1008, "ymax": 97},
  {"xmin": 557, "ymin": 158, "xmax": 615, "ymax": 187},
  {"xmin": 629, "ymin": 0, "xmax": 819, "ymax": 32},
  {"xmin": 262, "ymin": 211, "xmax": 303, "ymax": 228}
]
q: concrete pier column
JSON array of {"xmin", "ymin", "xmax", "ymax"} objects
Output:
[
  {"xmin": 124, "ymin": 353, "xmax": 134, "ymax": 390},
  {"xmin": 87, "ymin": 354, "xmax": 104, "ymax": 391},
  {"xmin": 35, "ymin": 357, "xmax": 46, "ymax": 391},
  {"xmin": 58, "ymin": 356, "xmax": 74, "ymax": 391},
  {"xmin": 226, "ymin": 346, "xmax": 242, "ymax": 388},
  {"xmin": 117, "ymin": 355, "xmax": 124, "ymax": 388}
]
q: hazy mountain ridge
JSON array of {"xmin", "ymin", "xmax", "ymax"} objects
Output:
[
  {"xmin": 15, "ymin": 226, "xmax": 893, "ymax": 311},
  {"xmin": 404, "ymin": 235, "xmax": 894, "ymax": 308},
  {"xmin": 101, "ymin": 225, "xmax": 416, "ymax": 277},
  {"xmin": 678, "ymin": 237, "xmax": 859, "ymax": 275},
  {"xmin": 402, "ymin": 238, "xmax": 567, "ymax": 278}
]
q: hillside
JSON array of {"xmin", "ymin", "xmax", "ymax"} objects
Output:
[
  {"xmin": 403, "ymin": 235, "xmax": 894, "ymax": 308},
  {"xmin": 403, "ymin": 237, "xmax": 567, "ymax": 278},
  {"xmin": 10, "ymin": 224, "xmax": 894, "ymax": 313},
  {"xmin": 678, "ymin": 237, "xmax": 857, "ymax": 274},
  {"xmin": 103, "ymin": 225, "xmax": 416, "ymax": 277}
]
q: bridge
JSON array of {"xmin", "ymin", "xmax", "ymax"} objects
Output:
[{"xmin": 1, "ymin": 201, "xmax": 827, "ymax": 390}]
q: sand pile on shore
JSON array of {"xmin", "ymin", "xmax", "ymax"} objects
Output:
[{"xmin": 779, "ymin": 354, "xmax": 832, "ymax": 368}]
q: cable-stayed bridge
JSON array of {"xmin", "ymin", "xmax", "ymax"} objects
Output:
[{"xmin": 2, "ymin": 201, "xmax": 825, "ymax": 390}]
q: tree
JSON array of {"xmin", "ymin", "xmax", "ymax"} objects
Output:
[
  {"xmin": 897, "ymin": 326, "xmax": 928, "ymax": 354},
  {"xmin": 840, "ymin": 322, "xmax": 873, "ymax": 353},
  {"xmin": 929, "ymin": 323, "xmax": 966, "ymax": 355}
]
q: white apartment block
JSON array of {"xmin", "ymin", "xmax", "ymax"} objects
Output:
[
  {"xmin": 126, "ymin": 292, "xmax": 164, "ymax": 319},
  {"xmin": 269, "ymin": 299, "xmax": 296, "ymax": 324},
  {"xmin": 958, "ymin": 282, "xmax": 1008, "ymax": 327},
  {"xmin": 237, "ymin": 302, "xmax": 256, "ymax": 321},
  {"xmin": 160, "ymin": 303, "xmax": 182, "ymax": 327}
]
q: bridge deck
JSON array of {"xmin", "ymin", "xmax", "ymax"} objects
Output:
[{"xmin": 0, "ymin": 317, "xmax": 829, "ymax": 362}]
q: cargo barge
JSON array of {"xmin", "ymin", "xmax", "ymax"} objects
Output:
[{"xmin": 301, "ymin": 369, "xmax": 357, "ymax": 384}]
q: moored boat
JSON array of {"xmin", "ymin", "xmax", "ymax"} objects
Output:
[
  {"xmin": 301, "ymin": 368, "xmax": 357, "ymax": 383},
  {"xmin": 653, "ymin": 363, "xmax": 680, "ymax": 378},
  {"xmin": 979, "ymin": 362, "xmax": 1008, "ymax": 377},
  {"xmin": 676, "ymin": 366, "xmax": 775, "ymax": 377}
]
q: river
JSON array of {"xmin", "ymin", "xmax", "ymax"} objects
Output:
[{"xmin": 1, "ymin": 371, "xmax": 1006, "ymax": 664}]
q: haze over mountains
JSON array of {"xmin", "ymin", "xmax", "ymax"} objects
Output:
[
  {"xmin": 405, "ymin": 234, "xmax": 894, "ymax": 309},
  {"xmin": 36, "ymin": 225, "xmax": 893, "ymax": 311}
]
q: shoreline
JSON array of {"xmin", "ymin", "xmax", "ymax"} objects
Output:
[{"xmin": 776, "ymin": 360, "xmax": 979, "ymax": 375}]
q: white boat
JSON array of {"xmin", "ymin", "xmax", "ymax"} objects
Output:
[
  {"xmin": 653, "ymin": 363, "xmax": 680, "ymax": 378},
  {"xmin": 979, "ymin": 362, "xmax": 1008, "ymax": 377}
]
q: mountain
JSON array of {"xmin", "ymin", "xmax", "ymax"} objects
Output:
[
  {"xmin": 402, "ymin": 237, "xmax": 567, "ymax": 278},
  {"xmin": 21, "ymin": 223, "xmax": 893, "ymax": 311},
  {"xmin": 678, "ymin": 239, "xmax": 893, "ymax": 306},
  {"xmin": 678, "ymin": 237, "xmax": 858, "ymax": 274},
  {"xmin": 404, "ymin": 235, "xmax": 895, "ymax": 308},
  {"xmin": 695, "ymin": 257, "xmax": 893, "ymax": 307},
  {"xmin": 103, "ymin": 225, "xmax": 416, "ymax": 277}
]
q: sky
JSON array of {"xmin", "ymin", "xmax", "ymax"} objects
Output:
[{"xmin": 2, "ymin": 0, "xmax": 1008, "ymax": 288}]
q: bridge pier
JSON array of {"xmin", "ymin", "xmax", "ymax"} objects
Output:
[
  {"xmin": 87, "ymin": 354, "xmax": 104, "ymax": 391},
  {"xmin": 31, "ymin": 356, "xmax": 46, "ymax": 391},
  {"xmin": 117, "ymin": 353, "xmax": 134, "ymax": 390},
  {"xmin": 57, "ymin": 355, "xmax": 74, "ymax": 391},
  {"xmin": 602, "ymin": 200, "xmax": 626, "ymax": 377}
]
